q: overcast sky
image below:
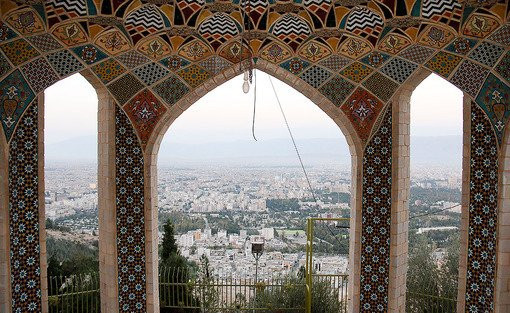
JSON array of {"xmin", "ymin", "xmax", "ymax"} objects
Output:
[{"xmin": 44, "ymin": 71, "xmax": 463, "ymax": 145}]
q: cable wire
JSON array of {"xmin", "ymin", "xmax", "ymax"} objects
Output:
[
  {"xmin": 409, "ymin": 203, "xmax": 460, "ymax": 220},
  {"xmin": 267, "ymin": 75, "xmax": 346, "ymax": 248},
  {"xmin": 251, "ymin": 69, "xmax": 257, "ymax": 141}
]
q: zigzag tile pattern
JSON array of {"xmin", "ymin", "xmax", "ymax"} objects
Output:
[
  {"xmin": 422, "ymin": 0, "xmax": 462, "ymax": 19},
  {"xmin": 346, "ymin": 7, "xmax": 384, "ymax": 33},
  {"xmin": 125, "ymin": 5, "xmax": 165, "ymax": 32}
]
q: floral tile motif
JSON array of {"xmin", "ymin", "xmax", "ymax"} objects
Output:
[
  {"xmin": 0, "ymin": 39, "xmax": 39, "ymax": 66},
  {"xmin": 198, "ymin": 56, "xmax": 230, "ymax": 75},
  {"xmin": 123, "ymin": 89, "xmax": 167, "ymax": 146},
  {"xmin": 341, "ymin": 87, "xmax": 384, "ymax": 142},
  {"xmin": 117, "ymin": 50, "xmax": 150, "ymax": 69},
  {"xmin": 380, "ymin": 57, "xmax": 418, "ymax": 84},
  {"xmin": 71, "ymin": 44, "xmax": 108, "ymax": 65},
  {"xmin": 0, "ymin": 51, "xmax": 12, "ymax": 78},
  {"xmin": 468, "ymin": 41, "xmax": 505, "ymax": 67},
  {"xmin": 153, "ymin": 74, "xmax": 190, "ymax": 106},
  {"xmin": 340, "ymin": 62, "xmax": 373, "ymax": 83},
  {"xmin": 161, "ymin": 55, "xmax": 190, "ymax": 72},
  {"xmin": 21, "ymin": 57, "xmax": 60, "ymax": 93},
  {"xmin": 425, "ymin": 51, "xmax": 462, "ymax": 78},
  {"xmin": 318, "ymin": 76, "xmax": 355, "ymax": 107},
  {"xmin": 115, "ymin": 106, "xmax": 146, "ymax": 312},
  {"xmin": 280, "ymin": 57, "xmax": 310, "ymax": 75},
  {"xmin": 177, "ymin": 64, "xmax": 210, "ymax": 88},
  {"xmin": 398, "ymin": 44, "xmax": 435, "ymax": 64},
  {"xmin": 92, "ymin": 59, "xmax": 126, "ymax": 84},
  {"xmin": 46, "ymin": 49, "xmax": 84, "ymax": 77},
  {"xmin": 494, "ymin": 51, "xmax": 510, "ymax": 84},
  {"xmin": 318, "ymin": 55, "xmax": 351, "ymax": 71},
  {"xmin": 360, "ymin": 52, "xmax": 390, "ymax": 68},
  {"xmin": 360, "ymin": 104, "xmax": 392, "ymax": 312},
  {"xmin": 27, "ymin": 33, "xmax": 63, "ymax": 52},
  {"xmin": 6, "ymin": 8, "xmax": 45, "ymax": 35},
  {"xmin": 133, "ymin": 62, "xmax": 170, "ymax": 86},
  {"xmin": 299, "ymin": 65, "xmax": 332, "ymax": 88},
  {"xmin": 107, "ymin": 73, "xmax": 144, "ymax": 105},
  {"xmin": 488, "ymin": 24, "xmax": 510, "ymax": 46},
  {"xmin": 8, "ymin": 101, "xmax": 42, "ymax": 313},
  {"xmin": 0, "ymin": 70, "xmax": 36, "ymax": 140},
  {"xmin": 475, "ymin": 74, "xmax": 510, "ymax": 142},
  {"xmin": 52, "ymin": 22, "xmax": 88, "ymax": 47},
  {"xmin": 444, "ymin": 37, "xmax": 477, "ymax": 55},
  {"xmin": 450, "ymin": 60, "xmax": 490, "ymax": 98},
  {"xmin": 362, "ymin": 72, "xmax": 399, "ymax": 102},
  {"xmin": 0, "ymin": 22, "xmax": 17, "ymax": 43},
  {"xmin": 464, "ymin": 102, "xmax": 498, "ymax": 312}
]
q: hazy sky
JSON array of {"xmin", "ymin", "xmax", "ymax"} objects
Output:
[{"xmin": 44, "ymin": 71, "xmax": 463, "ymax": 145}]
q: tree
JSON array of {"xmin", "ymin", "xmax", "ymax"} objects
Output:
[{"xmin": 160, "ymin": 219, "xmax": 188, "ymax": 269}]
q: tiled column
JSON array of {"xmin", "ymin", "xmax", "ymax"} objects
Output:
[
  {"xmin": 0, "ymin": 100, "xmax": 11, "ymax": 313},
  {"xmin": 495, "ymin": 110, "xmax": 510, "ymax": 312}
]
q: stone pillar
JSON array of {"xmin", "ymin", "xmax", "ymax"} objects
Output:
[
  {"xmin": 0, "ymin": 99, "xmax": 11, "ymax": 313},
  {"xmin": 495, "ymin": 113, "xmax": 510, "ymax": 312}
]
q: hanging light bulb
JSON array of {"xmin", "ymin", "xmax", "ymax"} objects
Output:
[{"xmin": 242, "ymin": 70, "xmax": 250, "ymax": 93}]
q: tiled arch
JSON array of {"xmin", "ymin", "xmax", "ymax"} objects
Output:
[{"xmin": 0, "ymin": 1, "xmax": 508, "ymax": 312}]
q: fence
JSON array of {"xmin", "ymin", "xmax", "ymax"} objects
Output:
[
  {"xmin": 159, "ymin": 267, "xmax": 348, "ymax": 312},
  {"xmin": 48, "ymin": 273, "xmax": 100, "ymax": 313},
  {"xmin": 406, "ymin": 291, "xmax": 457, "ymax": 313}
]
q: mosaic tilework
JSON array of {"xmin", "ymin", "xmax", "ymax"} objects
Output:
[
  {"xmin": 0, "ymin": 22, "xmax": 17, "ymax": 42},
  {"xmin": 153, "ymin": 74, "xmax": 190, "ymax": 106},
  {"xmin": 46, "ymin": 49, "xmax": 84, "ymax": 77},
  {"xmin": 133, "ymin": 62, "xmax": 169, "ymax": 86},
  {"xmin": 488, "ymin": 24, "xmax": 510, "ymax": 46},
  {"xmin": 299, "ymin": 65, "xmax": 332, "ymax": 88},
  {"xmin": 92, "ymin": 59, "xmax": 126, "ymax": 84},
  {"xmin": 380, "ymin": 57, "xmax": 418, "ymax": 84},
  {"xmin": 318, "ymin": 76, "xmax": 355, "ymax": 107},
  {"xmin": 0, "ymin": 51, "xmax": 12, "ymax": 78},
  {"xmin": 0, "ymin": 39, "xmax": 39, "ymax": 66},
  {"xmin": 445, "ymin": 37, "xmax": 477, "ymax": 55},
  {"xmin": 468, "ymin": 41, "xmax": 505, "ymax": 67},
  {"xmin": 341, "ymin": 88, "xmax": 384, "ymax": 142},
  {"xmin": 123, "ymin": 89, "xmax": 167, "ymax": 146},
  {"xmin": 495, "ymin": 51, "xmax": 510, "ymax": 84},
  {"xmin": 161, "ymin": 55, "xmax": 190, "ymax": 72},
  {"xmin": 8, "ymin": 101, "xmax": 42, "ymax": 313},
  {"xmin": 177, "ymin": 65, "xmax": 210, "ymax": 88},
  {"xmin": 0, "ymin": 70, "xmax": 36, "ymax": 140},
  {"xmin": 425, "ymin": 51, "xmax": 462, "ymax": 78},
  {"xmin": 360, "ymin": 52, "xmax": 389, "ymax": 68},
  {"xmin": 198, "ymin": 56, "xmax": 230, "ymax": 75},
  {"xmin": 450, "ymin": 60, "xmax": 490, "ymax": 98},
  {"xmin": 360, "ymin": 105, "xmax": 392, "ymax": 312},
  {"xmin": 318, "ymin": 55, "xmax": 350, "ymax": 71},
  {"xmin": 280, "ymin": 57, "xmax": 310, "ymax": 75},
  {"xmin": 27, "ymin": 34, "xmax": 63, "ymax": 52},
  {"xmin": 476, "ymin": 74, "xmax": 510, "ymax": 142},
  {"xmin": 115, "ymin": 105, "xmax": 146, "ymax": 312},
  {"xmin": 71, "ymin": 44, "xmax": 108, "ymax": 65},
  {"xmin": 465, "ymin": 102, "xmax": 498, "ymax": 313},
  {"xmin": 117, "ymin": 50, "xmax": 151, "ymax": 69},
  {"xmin": 20, "ymin": 57, "xmax": 60, "ymax": 93},
  {"xmin": 107, "ymin": 74, "xmax": 144, "ymax": 105},
  {"xmin": 362, "ymin": 72, "xmax": 399, "ymax": 103},
  {"xmin": 340, "ymin": 62, "xmax": 373, "ymax": 83},
  {"xmin": 398, "ymin": 45, "xmax": 435, "ymax": 64}
]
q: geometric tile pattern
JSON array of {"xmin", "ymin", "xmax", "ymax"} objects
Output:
[
  {"xmin": 318, "ymin": 55, "xmax": 351, "ymax": 71},
  {"xmin": 341, "ymin": 87, "xmax": 384, "ymax": 142},
  {"xmin": 488, "ymin": 24, "xmax": 510, "ymax": 46},
  {"xmin": 27, "ymin": 34, "xmax": 63, "ymax": 52},
  {"xmin": 0, "ymin": 39, "xmax": 40, "ymax": 66},
  {"xmin": 0, "ymin": 70, "xmax": 36, "ymax": 141},
  {"xmin": 133, "ymin": 62, "xmax": 170, "ymax": 86},
  {"xmin": 380, "ymin": 57, "xmax": 418, "ymax": 84},
  {"xmin": 465, "ymin": 102, "xmax": 498, "ymax": 313},
  {"xmin": 475, "ymin": 74, "xmax": 510, "ymax": 142},
  {"xmin": 198, "ymin": 56, "xmax": 230, "ymax": 75},
  {"xmin": 468, "ymin": 41, "xmax": 505, "ymax": 68},
  {"xmin": 360, "ymin": 52, "xmax": 390, "ymax": 68},
  {"xmin": 107, "ymin": 74, "xmax": 144, "ymax": 105},
  {"xmin": 20, "ymin": 57, "xmax": 60, "ymax": 93},
  {"xmin": 425, "ymin": 51, "xmax": 462, "ymax": 78},
  {"xmin": 115, "ymin": 105, "xmax": 146, "ymax": 312},
  {"xmin": 495, "ymin": 51, "xmax": 510, "ymax": 84},
  {"xmin": 450, "ymin": 60, "xmax": 490, "ymax": 98},
  {"xmin": 318, "ymin": 76, "xmax": 355, "ymax": 107},
  {"xmin": 153, "ymin": 74, "xmax": 190, "ymax": 106},
  {"xmin": 299, "ymin": 65, "xmax": 332, "ymax": 88},
  {"xmin": 71, "ymin": 44, "xmax": 108, "ymax": 65},
  {"xmin": 280, "ymin": 57, "xmax": 311, "ymax": 75},
  {"xmin": 362, "ymin": 72, "xmax": 400, "ymax": 102},
  {"xmin": 8, "ymin": 101, "xmax": 42, "ymax": 313},
  {"xmin": 123, "ymin": 89, "xmax": 167, "ymax": 146},
  {"xmin": 360, "ymin": 105, "xmax": 392, "ymax": 312},
  {"xmin": 177, "ymin": 65, "xmax": 210, "ymax": 88},
  {"xmin": 161, "ymin": 55, "xmax": 190, "ymax": 72},
  {"xmin": 92, "ymin": 59, "xmax": 126, "ymax": 84},
  {"xmin": 398, "ymin": 44, "xmax": 435, "ymax": 64},
  {"xmin": 445, "ymin": 37, "xmax": 476, "ymax": 55},
  {"xmin": 0, "ymin": 51, "xmax": 11, "ymax": 78},
  {"xmin": 46, "ymin": 49, "xmax": 84, "ymax": 77},
  {"xmin": 117, "ymin": 50, "xmax": 151, "ymax": 69},
  {"xmin": 340, "ymin": 62, "xmax": 373, "ymax": 83}
]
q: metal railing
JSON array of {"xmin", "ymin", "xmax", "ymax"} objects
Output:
[
  {"xmin": 48, "ymin": 273, "xmax": 100, "ymax": 313},
  {"xmin": 312, "ymin": 274, "xmax": 348, "ymax": 313}
]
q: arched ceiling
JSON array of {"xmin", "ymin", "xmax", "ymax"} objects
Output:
[{"xmin": 0, "ymin": 0, "xmax": 508, "ymax": 148}]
